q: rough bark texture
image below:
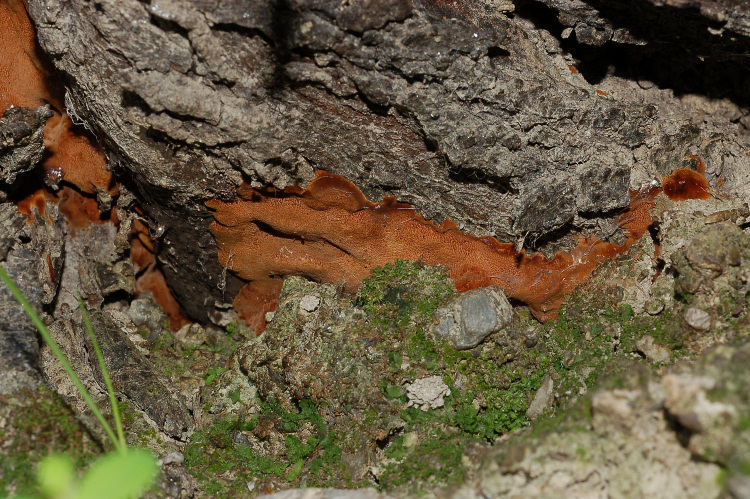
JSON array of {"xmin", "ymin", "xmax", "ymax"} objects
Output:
[
  {"xmin": 0, "ymin": 105, "xmax": 51, "ymax": 186},
  {"xmin": 25, "ymin": 0, "xmax": 750, "ymax": 323},
  {"xmin": 0, "ymin": 201, "xmax": 64, "ymax": 394}
]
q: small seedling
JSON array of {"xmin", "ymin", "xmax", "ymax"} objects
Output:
[{"xmin": 0, "ymin": 265, "xmax": 158, "ymax": 498}]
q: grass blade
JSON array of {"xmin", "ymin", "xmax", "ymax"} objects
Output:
[
  {"xmin": 78, "ymin": 293, "xmax": 127, "ymax": 453},
  {"xmin": 0, "ymin": 264, "xmax": 121, "ymax": 452}
]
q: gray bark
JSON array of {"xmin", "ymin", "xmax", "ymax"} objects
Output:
[{"xmin": 25, "ymin": 0, "xmax": 750, "ymax": 323}]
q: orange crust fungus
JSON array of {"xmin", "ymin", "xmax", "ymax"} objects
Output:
[
  {"xmin": 0, "ymin": 0, "xmax": 114, "ymax": 196},
  {"xmin": 661, "ymin": 155, "xmax": 712, "ymax": 201},
  {"xmin": 208, "ymin": 172, "xmax": 665, "ymax": 332},
  {"xmin": 2, "ymin": 1, "xmax": 185, "ymax": 329}
]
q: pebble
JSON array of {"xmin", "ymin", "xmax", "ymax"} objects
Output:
[
  {"xmin": 684, "ymin": 307, "xmax": 711, "ymax": 331},
  {"xmin": 526, "ymin": 374, "xmax": 554, "ymax": 420},
  {"xmin": 159, "ymin": 451, "xmax": 185, "ymax": 466},
  {"xmin": 644, "ymin": 297, "xmax": 665, "ymax": 315},
  {"xmin": 406, "ymin": 376, "xmax": 451, "ymax": 411},
  {"xmin": 174, "ymin": 323, "xmax": 206, "ymax": 349},
  {"xmin": 635, "ymin": 335, "xmax": 671, "ymax": 364},
  {"xmin": 432, "ymin": 286, "xmax": 513, "ymax": 350},
  {"xmin": 299, "ymin": 294, "xmax": 321, "ymax": 313}
]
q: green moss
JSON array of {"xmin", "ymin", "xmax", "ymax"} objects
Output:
[
  {"xmin": 225, "ymin": 321, "xmax": 238, "ymax": 335},
  {"xmin": 356, "ymin": 261, "xmax": 541, "ymax": 444},
  {"xmin": 184, "ymin": 251, "xmax": 723, "ymax": 496},
  {"xmin": 356, "ymin": 260, "xmax": 455, "ymax": 327},
  {"xmin": 354, "ymin": 257, "xmax": 692, "ymax": 495},
  {"xmin": 715, "ymin": 468, "xmax": 729, "ymax": 486},
  {"xmin": 382, "ymin": 383, "xmax": 406, "ymax": 401},
  {"xmin": 379, "ymin": 432, "xmax": 467, "ymax": 491},
  {"xmin": 184, "ymin": 398, "xmax": 345, "ymax": 496},
  {"xmin": 203, "ymin": 367, "xmax": 229, "ymax": 386},
  {"xmin": 384, "ymin": 436, "xmax": 409, "ymax": 460},
  {"xmin": 228, "ymin": 387, "xmax": 242, "ymax": 404},
  {"xmin": 0, "ymin": 387, "xmax": 101, "ymax": 497}
]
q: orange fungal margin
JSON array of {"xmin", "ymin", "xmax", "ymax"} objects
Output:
[
  {"xmin": 0, "ymin": 0, "xmax": 114, "ymax": 195},
  {"xmin": 2, "ymin": 1, "xmax": 186, "ymax": 330},
  {"xmin": 208, "ymin": 168, "xmax": 697, "ymax": 333}
]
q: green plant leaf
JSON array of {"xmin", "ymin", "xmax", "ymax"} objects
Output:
[
  {"xmin": 76, "ymin": 448, "xmax": 158, "ymax": 499},
  {"xmin": 37, "ymin": 454, "xmax": 76, "ymax": 498},
  {"xmin": 77, "ymin": 294, "xmax": 126, "ymax": 452},
  {"xmin": 0, "ymin": 265, "xmax": 120, "ymax": 451}
]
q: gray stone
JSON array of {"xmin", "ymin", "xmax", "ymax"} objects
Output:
[
  {"xmin": 159, "ymin": 451, "xmax": 185, "ymax": 466},
  {"xmin": 526, "ymin": 373, "xmax": 554, "ymax": 420},
  {"xmin": 684, "ymin": 308, "xmax": 711, "ymax": 331},
  {"xmin": 127, "ymin": 297, "xmax": 169, "ymax": 336},
  {"xmin": 636, "ymin": 335, "xmax": 671, "ymax": 364},
  {"xmin": 433, "ymin": 286, "xmax": 513, "ymax": 350}
]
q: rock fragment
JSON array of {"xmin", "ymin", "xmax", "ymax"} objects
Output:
[
  {"xmin": 635, "ymin": 335, "xmax": 671, "ymax": 364},
  {"xmin": 174, "ymin": 323, "xmax": 206, "ymax": 349},
  {"xmin": 684, "ymin": 307, "xmax": 711, "ymax": 331},
  {"xmin": 433, "ymin": 286, "xmax": 513, "ymax": 350},
  {"xmin": 526, "ymin": 373, "xmax": 554, "ymax": 420},
  {"xmin": 299, "ymin": 294, "xmax": 321, "ymax": 313},
  {"xmin": 405, "ymin": 376, "xmax": 450, "ymax": 411},
  {"xmin": 127, "ymin": 296, "xmax": 169, "ymax": 336},
  {"xmin": 683, "ymin": 307, "xmax": 711, "ymax": 331}
]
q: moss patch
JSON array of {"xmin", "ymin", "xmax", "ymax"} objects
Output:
[
  {"xmin": 0, "ymin": 387, "xmax": 101, "ymax": 497},
  {"xmin": 183, "ymin": 397, "xmax": 347, "ymax": 495}
]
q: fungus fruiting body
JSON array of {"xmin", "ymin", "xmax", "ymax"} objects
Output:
[
  {"xmin": 208, "ymin": 171, "xmax": 680, "ymax": 333},
  {"xmin": 0, "ymin": 0, "xmax": 113, "ymax": 195},
  {"xmin": 661, "ymin": 155, "xmax": 711, "ymax": 201},
  {"xmin": 2, "ymin": 0, "xmax": 717, "ymax": 335},
  {"xmin": 2, "ymin": 1, "xmax": 186, "ymax": 329}
]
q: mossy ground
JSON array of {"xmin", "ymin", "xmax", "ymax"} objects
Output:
[
  {"xmin": 0, "ymin": 387, "xmax": 101, "ymax": 498},
  {"xmin": 183, "ymin": 398, "xmax": 350, "ymax": 496},
  {"xmin": 357, "ymin": 261, "xmax": 689, "ymax": 494},
  {"xmin": 7, "ymin": 238, "xmax": 747, "ymax": 498},
  {"xmin": 179, "ymin": 255, "xmax": 715, "ymax": 497}
]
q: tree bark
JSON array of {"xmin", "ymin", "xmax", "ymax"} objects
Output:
[{"xmin": 25, "ymin": 0, "xmax": 750, "ymax": 323}]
